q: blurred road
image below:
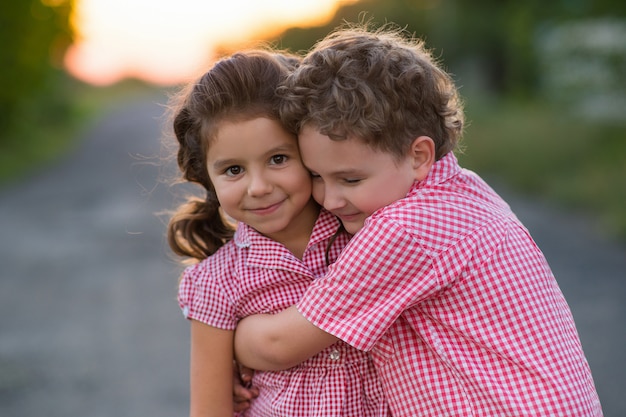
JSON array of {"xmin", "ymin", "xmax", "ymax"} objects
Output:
[{"xmin": 1, "ymin": 92, "xmax": 624, "ymax": 416}]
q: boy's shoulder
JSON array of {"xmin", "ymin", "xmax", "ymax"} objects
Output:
[{"xmin": 368, "ymin": 157, "xmax": 513, "ymax": 247}]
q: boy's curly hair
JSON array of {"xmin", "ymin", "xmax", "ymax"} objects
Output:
[{"xmin": 279, "ymin": 23, "xmax": 464, "ymax": 161}]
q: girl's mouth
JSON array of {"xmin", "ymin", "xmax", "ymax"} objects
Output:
[{"xmin": 248, "ymin": 201, "xmax": 283, "ymax": 215}]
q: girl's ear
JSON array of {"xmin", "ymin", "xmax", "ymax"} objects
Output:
[{"xmin": 409, "ymin": 136, "xmax": 435, "ymax": 181}]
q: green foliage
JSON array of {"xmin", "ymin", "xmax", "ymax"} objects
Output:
[
  {"xmin": 0, "ymin": 76, "xmax": 162, "ymax": 184},
  {"xmin": 0, "ymin": 0, "xmax": 75, "ymax": 182},
  {"xmin": 0, "ymin": 0, "xmax": 73, "ymax": 128},
  {"xmin": 458, "ymin": 96, "xmax": 626, "ymax": 240},
  {"xmin": 0, "ymin": 72, "xmax": 82, "ymax": 182},
  {"xmin": 277, "ymin": 0, "xmax": 626, "ymax": 96}
]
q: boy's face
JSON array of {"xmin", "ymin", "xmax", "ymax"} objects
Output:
[{"xmin": 298, "ymin": 125, "xmax": 418, "ymax": 235}]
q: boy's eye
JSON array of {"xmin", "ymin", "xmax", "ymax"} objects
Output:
[
  {"xmin": 270, "ymin": 155, "xmax": 287, "ymax": 165},
  {"xmin": 225, "ymin": 166, "xmax": 243, "ymax": 176},
  {"xmin": 344, "ymin": 178, "xmax": 361, "ymax": 184}
]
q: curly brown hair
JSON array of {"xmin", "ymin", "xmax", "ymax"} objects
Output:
[
  {"xmin": 278, "ymin": 22, "xmax": 464, "ymax": 161},
  {"xmin": 166, "ymin": 50, "xmax": 300, "ymax": 261}
]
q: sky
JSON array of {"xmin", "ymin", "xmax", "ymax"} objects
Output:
[{"xmin": 64, "ymin": 0, "xmax": 356, "ymax": 86}]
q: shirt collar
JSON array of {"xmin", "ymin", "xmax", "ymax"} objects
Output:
[
  {"xmin": 233, "ymin": 208, "xmax": 341, "ymax": 250},
  {"xmin": 409, "ymin": 152, "xmax": 461, "ymax": 195}
]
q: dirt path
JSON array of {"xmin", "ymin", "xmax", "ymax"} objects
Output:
[{"xmin": 0, "ymin": 93, "xmax": 624, "ymax": 416}]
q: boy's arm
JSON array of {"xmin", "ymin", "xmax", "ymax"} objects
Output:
[
  {"xmin": 234, "ymin": 305, "xmax": 338, "ymax": 370},
  {"xmin": 189, "ymin": 320, "xmax": 234, "ymax": 417}
]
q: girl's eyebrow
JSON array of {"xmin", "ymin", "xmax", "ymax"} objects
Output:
[
  {"xmin": 259, "ymin": 144, "xmax": 299, "ymax": 161},
  {"xmin": 211, "ymin": 144, "xmax": 298, "ymax": 171},
  {"xmin": 211, "ymin": 158, "xmax": 240, "ymax": 172},
  {"xmin": 265, "ymin": 144, "xmax": 298, "ymax": 155}
]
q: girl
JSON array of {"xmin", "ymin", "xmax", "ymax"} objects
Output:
[{"xmin": 166, "ymin": 50, "xmax": 387, "ymax": 417}]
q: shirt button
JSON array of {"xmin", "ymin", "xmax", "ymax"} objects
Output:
[{"xmin": 329, "ymin": 350, "xmax": 340, "ymax": 361}]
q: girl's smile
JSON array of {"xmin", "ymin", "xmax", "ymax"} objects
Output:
[
  {"xmin": 206, "ymin": 117, "xmax": 319, "ymax": 245},
  {"xmin": 246, "ymin": 199, "xmax": 285, "ymax": 215}
]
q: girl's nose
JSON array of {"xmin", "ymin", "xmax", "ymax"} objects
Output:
[{"xmin": 247, "ymin": 173, "xmax": 273, "ymax": 197}]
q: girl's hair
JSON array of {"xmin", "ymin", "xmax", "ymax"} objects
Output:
[
  {"xmin": 279, "ymin": 23, "xmax": 464, "ymax": 161},
  {"xmin": 167, "ymin": 49, "xmax": 300, "ymax": 261}
]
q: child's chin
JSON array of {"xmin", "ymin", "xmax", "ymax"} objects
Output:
[{"xmin": 343, "ymin": 221, "xmax": 364, "ymax": 235}]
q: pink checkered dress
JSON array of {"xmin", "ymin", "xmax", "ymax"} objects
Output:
[
  {"xmin": 298, "ymin": 153, "xmax": 602, "ymax": 417},
  {"xmin": 178, "ymin": 209, "xmax": 388, "ymax": 417}
]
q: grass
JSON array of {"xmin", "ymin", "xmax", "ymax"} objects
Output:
[
  {"xmin": 458, "ymin": 95, "xmax": 626, "ymax": 241},
  {"xmin": 0, "ymin": 77, "xmax": 162, "ymax": 185}
]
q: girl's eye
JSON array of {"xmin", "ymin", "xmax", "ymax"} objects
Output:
[
  {"xmin": 225, "ymin": 166, "xmax": 242, "ymax": 176},
  {"xmin": 270, "ymin": 155, "xmax": 287, "ymax": 165},
  {"xmin": 344, "ymin": 178, "xmax": 361, "ymax": 184}
]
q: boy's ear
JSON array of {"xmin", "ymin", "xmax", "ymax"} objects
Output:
[{"xmin": 409, "ymin": 136, "xmax": 435, "ymax": 181}]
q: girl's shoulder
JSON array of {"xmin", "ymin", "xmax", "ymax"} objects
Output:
[{"xmin": 186, "ymin": 240, "xmax": 240, "ymax": 279}]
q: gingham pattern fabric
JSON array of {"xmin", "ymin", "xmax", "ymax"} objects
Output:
[
  {"xmin": 178, "ymin": 209, "xmax": 389, "ymax": 417},
  {"xmin": 298, "ymin": 153, "xmax": 602, "ymax": 417}
]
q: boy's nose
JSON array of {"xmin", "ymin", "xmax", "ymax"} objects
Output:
[{"xmin": 320, "ymin": 184, "xmax": 345, "ymax": 211}]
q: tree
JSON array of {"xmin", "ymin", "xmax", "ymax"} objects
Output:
[
  {"xmin": 275, "ymin": 0, "xmax": 626, "ymax": 97},
  {"xmin": 0, "ymin": 0, "xmax": 74, "ymax": 134}
]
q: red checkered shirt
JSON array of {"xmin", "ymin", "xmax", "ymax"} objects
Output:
[
  {"xmin": 298, "ymin": 153, "xmax": 602, "ymax": 417},
  {"xmin": 178, "ymin": 209, "xmax": 388, "ymax": 417}
]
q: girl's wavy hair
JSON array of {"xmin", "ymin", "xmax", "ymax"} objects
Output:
[
  {"xmin": 166, "ymin": 49, "xmax": 300, "ymax": 261},
  {"xmin": 279, "ymin": 22, "xmax": 464, "ymax": 161}
]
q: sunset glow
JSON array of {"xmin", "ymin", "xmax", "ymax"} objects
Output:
[{"xmin": 65, "ymin": 0, "xmax": 357, "ymax": 86}]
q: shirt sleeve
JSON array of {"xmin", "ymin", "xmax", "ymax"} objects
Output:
[
  {"xmin": 178, "ymin": 259, "xmax": 238, "ymax": 330},
  {"xmin": 297, "ymin": 216, "xmax": 441, "ymax": 351}
]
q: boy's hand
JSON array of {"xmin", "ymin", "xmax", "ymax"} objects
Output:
[{"xmin": 233, "ymin": 362, "xmax": 259, "ymax": 412}]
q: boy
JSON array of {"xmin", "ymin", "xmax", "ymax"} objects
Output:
[{"xmin": 234, "ymin": 24, "xmax": 603, "ymax": 416}]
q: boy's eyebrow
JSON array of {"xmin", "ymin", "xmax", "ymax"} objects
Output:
[
  {"xmin": 307, "ymin": 167, "xmax": 364, "ymax": 177},
  {"xmin": 330, "ymin": 169, "xmax": 361, "ymax": 176}
]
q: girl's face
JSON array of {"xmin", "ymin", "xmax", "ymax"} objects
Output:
[
  {"xmin": 298, "ymin": 124, "xmax": 418, "ymax": 235},
  {"xmin": 206, "ymin": 117, "xmax": 318, "ymax": 244}
]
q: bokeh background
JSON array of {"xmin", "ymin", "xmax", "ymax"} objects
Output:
[
  {"xmin": 3, "ymin": 0, "xmax": 625, "ymax": 236},
  {"xmin": 1, "ymin": 0, "xmax": 625, "ymax": 416}
]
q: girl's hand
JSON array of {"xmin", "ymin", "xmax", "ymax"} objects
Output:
[{"xmin": 233, "ymin": 362, "xmax": 259, "ymax": 412}]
